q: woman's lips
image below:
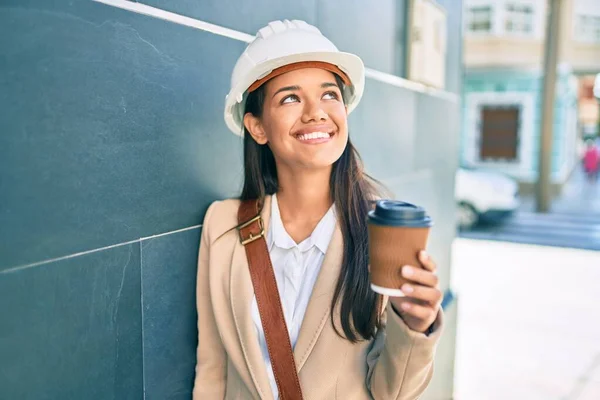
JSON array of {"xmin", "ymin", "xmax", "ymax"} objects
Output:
[
  {"xmin": 295, "ymin": 131, "xmax": 334, "ymax": 144},
  {"xmin": 293, "ymin": 126, "xmax": 335, "ymax": 144}
]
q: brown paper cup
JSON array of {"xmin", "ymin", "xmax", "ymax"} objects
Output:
[{"xmin": 368, "ymin": 223, "xmax": 431, "ymax": 297}]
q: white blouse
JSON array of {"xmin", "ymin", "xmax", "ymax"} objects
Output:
[{"xmin": 250, "ymin": 194, "xmax": 337, "ymax": 399}]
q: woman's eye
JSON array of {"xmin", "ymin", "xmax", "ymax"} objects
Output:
[
  {"xmin": 323, "ymin": 91, "xmax": 339, "ymax": 100},
  {"xmin": 281, "ymin": 94, "xmax": 300, "ymax": 104}
]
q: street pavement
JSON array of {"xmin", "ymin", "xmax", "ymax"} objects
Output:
[
  {"xmin": 459, "ymin": 167, "xmax": 600, "ymax": 251},
  {"xmin": 518, "ymin": 166, "xmax": 600, "ymax": 216},
  {"xmin": 459, "ymin": 211, "xmax": 600, "ymax": 251},
  {"xmin": 452, "ymin": 238, "xmax": 600, "ymax": 400}
]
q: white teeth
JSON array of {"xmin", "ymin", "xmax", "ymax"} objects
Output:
[{"xmin": 297, "ymin": 131, "xmax": 331, "ymax": 141}]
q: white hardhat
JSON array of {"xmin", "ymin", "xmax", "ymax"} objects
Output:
[{"xmin": 224, "ymin": 19, "xmax": 365, "ymax": 135}]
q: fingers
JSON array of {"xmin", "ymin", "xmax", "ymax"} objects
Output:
[
  {"xmin": 401, "ymin": 283, "xmax": 442, "ymax": 306},
  {"xmin": 402, "ymin": 265, "xmax": 439, "ymax": 288},
  {"xmin": 419, "ymin": 251, "xmax": 437, "ymax": 272},
  {"xmin": 390, "ymin": 254, "xmax": 440, "ymax": 332},
  {"xmin": 398, "ymin": 300, "xmax": 438, "ymax": 321}
]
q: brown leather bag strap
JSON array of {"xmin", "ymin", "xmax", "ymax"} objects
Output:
[{"xmin": 237, "ymin": 199, "xmax": 304, "ymax": 400}]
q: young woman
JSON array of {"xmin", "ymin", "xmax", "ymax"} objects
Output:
[
  {"xmin": 583, "ymin": 139, "xmax": 599, "ymax": 181},
  {"xmin": 193, "ymin": 20, "xmax": 443, "ymax": 400}
]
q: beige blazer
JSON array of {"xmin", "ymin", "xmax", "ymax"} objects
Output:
[{"xmin": 193, "ymin": 196, "xmax": 443, "ymax": 400}]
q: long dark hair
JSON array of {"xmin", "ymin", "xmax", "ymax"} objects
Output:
[{"xmin": 240, "ymin": 75, "xmax": 383, "ymax": 342}]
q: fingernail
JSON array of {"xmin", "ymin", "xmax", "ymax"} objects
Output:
[
  {"xmin": 402, "ymin": 284, "xmax": 413, "ymax": 293},
  {"xmin": 403, "ymin": 266, "xmax": 414, "ymax": 277},
  {"xmin": 420, "ymin": 251, "xmax": 429, "ymax": 261},
  {"xmin": 401, "ymin": 303, "xmax": 411, "ymax": 310}
]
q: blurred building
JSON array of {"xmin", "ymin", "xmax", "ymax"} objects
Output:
[{"xmin": 461, "ymin": 0, "xmax": 600, "ymax": 193}]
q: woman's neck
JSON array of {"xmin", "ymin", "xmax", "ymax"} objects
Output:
[{"xmin": 275, "ymin": 167, "xmax": 333, "ymax": 243}]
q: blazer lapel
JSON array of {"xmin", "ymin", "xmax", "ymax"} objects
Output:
[
  {"xmin": 230, "ymin": 196, "xmax": 274, "ymax": 400},
  {"xmin": 293, "ymin": 224, "xmax": 343, "ymax": 371}
]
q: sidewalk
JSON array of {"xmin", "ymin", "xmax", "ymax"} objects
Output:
[
  {"xmin": 519, "ymin": 166, "xmax": 600, "ymax": 216},
  {"xmin": 452, "ymin": 238, "xmax": 600, "ymax": 400}
]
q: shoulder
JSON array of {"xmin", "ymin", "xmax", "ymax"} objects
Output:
[{"xmin": 202, "ymin": 198, "xmax": 242, "ymax": 243}]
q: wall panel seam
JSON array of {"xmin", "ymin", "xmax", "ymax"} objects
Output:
[{"xmin": 1, "ymin": 224, "xmax": 203, "ymax": 274}]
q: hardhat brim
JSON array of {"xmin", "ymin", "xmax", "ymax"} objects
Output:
[{"xmin": 224, "ymin": 51, "xmax": 365, "ymax": 136}]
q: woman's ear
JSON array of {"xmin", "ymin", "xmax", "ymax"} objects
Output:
[{"xmin": 243, "ymin": 113, "xmax": 268, "ymax": 145}]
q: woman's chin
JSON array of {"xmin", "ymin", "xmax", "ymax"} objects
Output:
[{"xmin": 296, "ymin": 155, "xmax": 344, "ymax": 170}]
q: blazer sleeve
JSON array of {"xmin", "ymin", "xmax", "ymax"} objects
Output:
[
  {"xmin": 192, "ymin": 201, "xmax": 227, "ymax": 399},
  {"xmin": 366, "ymin": 302, "xmax": 444, "ymax": 400}
]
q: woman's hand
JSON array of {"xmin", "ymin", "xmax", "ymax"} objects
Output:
[{"xmin": 389, "ymin": 251, "xmax": 441, "ymax": 334}]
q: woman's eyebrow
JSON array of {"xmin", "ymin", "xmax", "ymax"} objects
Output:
[
  {"xmin": 272, "ymin": 85, "xmax": 300, "ymax": 98},
  {"xmin": 272, "ymin": 82, "xmax": 339, "ymax": 98}
]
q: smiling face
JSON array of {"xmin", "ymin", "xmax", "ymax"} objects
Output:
[{"xmin": 243, "ymin": 68, "xmax": 349, "ymax": 172}]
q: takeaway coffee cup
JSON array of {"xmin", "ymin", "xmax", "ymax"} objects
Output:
[{"xmin": 368, "ymin": 200, "xmax": 433, "ymax": 297}]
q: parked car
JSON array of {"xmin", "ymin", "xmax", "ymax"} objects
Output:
[{"xmin": 455, "ymin": 167, "xmax": 520, "ymax": 229}]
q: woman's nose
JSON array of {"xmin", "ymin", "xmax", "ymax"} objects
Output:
[{"xmin": 301, "ymin": 100, "xmax": 328, "ymax": 123}]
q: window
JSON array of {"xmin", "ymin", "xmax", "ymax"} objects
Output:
[
  {"xmin": 575, "ymin": 15, "xmax": 600, "ymax": 43},
  {"xmin": 467, "ymin": 6, "xmax": 493, "ymax": 33},
  {"xmin": 479, "ymin": 106, "xmax": 520, "ymax": 161},
  {"xmin": 464, "ymin": 1, "xmax": 543, "ymax": 38},
  {"xmin": 505, "ymin": 3, "xmax": 534, "ymax": 35}
]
